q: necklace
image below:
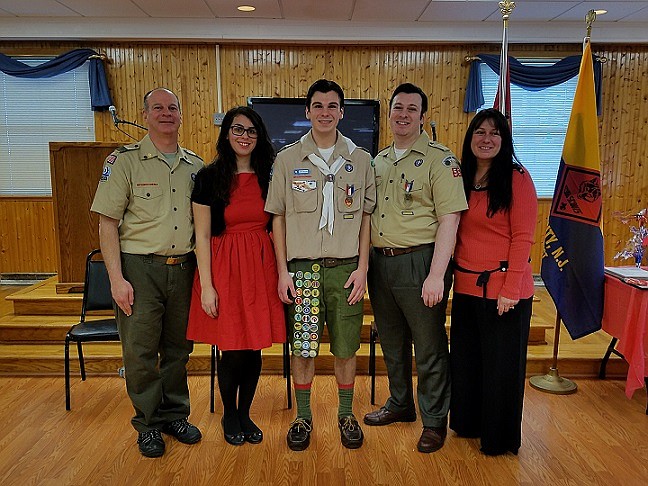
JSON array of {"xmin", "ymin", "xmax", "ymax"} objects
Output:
[{"xmin": 473, "ymin": 172, "xmax": 489, "ymax": 189}]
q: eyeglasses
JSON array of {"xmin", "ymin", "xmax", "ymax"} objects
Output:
[{"xmin": 230, "ymin": 124, "xmax": 258, "ymax": 138}]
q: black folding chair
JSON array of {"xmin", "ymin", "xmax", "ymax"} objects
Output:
[{"xmin": 65, "ymin": 249, "xmax": 120, "ymax": 410}]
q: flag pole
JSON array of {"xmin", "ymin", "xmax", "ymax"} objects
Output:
[
  {"xmin": 529, "ymin": 9, "xmax": 599, "ymax": 395},
  {"xmin": 495, "ymin": 1, "xmax": 514, "ymax": 120}
]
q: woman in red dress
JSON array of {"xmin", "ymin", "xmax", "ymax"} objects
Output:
[{"xmin": 187, "ymin": 106, "xmax": 285, "ymax": 445}]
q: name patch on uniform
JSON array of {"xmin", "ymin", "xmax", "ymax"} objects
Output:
[
  {"xmin": 343, "ymin": 214, "xmax": 355, "ymax": 219},
  {"xmin": 136, "ymin": 182, "xmax": 159, "ymax": 187},
  {"xmin": 105, "ymin": 155, "xmax": 117, "ymax": 165},
  {"xmin": 414, "ymin": 159, "xmax": 423, "ymax": 167},
  {"xmin": 100, "ymin": 166, "xmax": 111, "ymax": 182},
  {"xmin": 292, "ymin": 180, "xmax": 317, "ymax": 192},
  {"xmin": 401, "ymin": 210, "xmax": 414, "ymax": 215},
  {"xmin": 293, "ymin": 168, "xmax": 311, "ymax": 177}
]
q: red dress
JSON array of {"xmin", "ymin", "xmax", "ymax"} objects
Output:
[{"xmin": 187, "ymin": 173, "xmax": 285, "ymax": 350}]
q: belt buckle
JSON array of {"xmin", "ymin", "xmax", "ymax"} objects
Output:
[
  {"xmin": 385, "ymin": 248, "xmax": 395, "ymax": 257},
  {"xmin": 166, "ymin": 256, "xmax": 180, "ymax": 265},
  {"xmin": 322, "ymin": 258, "xmax": 335, "ymax": 267}
]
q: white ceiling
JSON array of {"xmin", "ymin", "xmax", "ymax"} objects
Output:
[{"xmin": 0, "ymin": 0, "xmax": 646, "ymax": 43}]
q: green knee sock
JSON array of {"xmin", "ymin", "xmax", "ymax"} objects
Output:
[
  {"xmin": 294, "ymin": 384, "xmax": 312, "ymax": 420},
  {"xmin": 338, "ymin": 383, "xmax": 354, "ymax": 418}
]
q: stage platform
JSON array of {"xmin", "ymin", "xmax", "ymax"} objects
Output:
[{"xmin": 0, "ymin": 278, "xmax": 626, "ymax": 379}]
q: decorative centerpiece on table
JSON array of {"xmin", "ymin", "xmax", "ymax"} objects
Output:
[{"xmin": 614, "ymin": 208, "xmax": 648, "ymax": 268}]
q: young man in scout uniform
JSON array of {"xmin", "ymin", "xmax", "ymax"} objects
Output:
[
  {"xmin": 363, "ymin": 83, "xmax": 467, "ymax": 453},
  {"xmin": 265, "ymin": 79, "xmax": 376, "ymax": 451},
  {"xmin": 91, "ymin": 88, "xmax": 204, "ymax": 458}
]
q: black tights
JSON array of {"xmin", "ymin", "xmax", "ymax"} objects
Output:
[{"xmin": 218, "ymin": 350, "xmax": 262, "ymax": 435}]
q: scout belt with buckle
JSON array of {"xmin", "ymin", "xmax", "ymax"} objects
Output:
[
  {"xmin": 375, "ymin": 243, "xmax": 433, "ymax": 257},
  {"xmin": 149, "ymin": 254, "xmax": 191, "ymax": 265}
]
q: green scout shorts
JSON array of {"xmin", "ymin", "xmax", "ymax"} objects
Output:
[{"xmin": 287, "ymin": 259, "xmax": 364, "ymax": 359}]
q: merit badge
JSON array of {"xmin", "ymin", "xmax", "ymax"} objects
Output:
[
  {"xmin": 311, "ymin": 341, "xmax": 319, "ymax": 350},
  {"xmin": 294, "ymin": 340, "xmax": 302, "ymax": 349},
  {"xmin": 311, "ymin": 281, "xmax": 320, "ymax": 289},
  {"xmin": 304, "ymin": 271, "xmax": 312, "ymax": 280},
  {"xmin": 311, "ymin": 306, "xmax": 319, "ymax": 315},
  {"xmin": 303, "ymin": 315, "xmax": 311, "ymax": 323},
  {"xmin": 311, "ymin": 289, "xmax": 320, "ymax": 297},
  {"xmin": 311, "ymin": 323, "xmax": 319, "ymax": 332},
  {"xmin": 296, "ymin": 271, "xmax": 304, "ymax": 279},
  {"xmin": 294, "ymin": 331, "xmax": 301, "ymax": 339},
  {"xmin": 295, "ymin": 305, "xmax": 303, "ymax": 313},
  {"xmin": 302, "ymin": 341, "xmax": 310, "ymax": 350},
  {"xmin": 310, "ymin": 316, "xmax": 319, "ymax": 325},
  {"xmin": 345, "ymin": 163, "xmax": 354, "ymax": 172},
  {"xmin": 311, "ymin": 298, "xmax": 320, "ymax": 307},
  {"xmin": 301, "ymin": 350, "xmax": 310, "ymax": 358},
  {"xmin": 294, "ymin": 349, "xmax": 301, "ymax": 356},
  {"xmin": 296, "ymin": 288, "xmax": 303, "ymax": 296},
  {"xmin": 302, "ymin": 323, "xmax": 311, "ymax": 332},
  {"xmin": 294, "ymin": 322, "xmax": 302, "ymax": 330},
  {"xmin": 304, "ymin": 280, "xmax": 312, "ymax": 289},
  {"xmin": 414, "ymin": 159, "xmax": 423, "ymax": 167},
  {"xmin": 303, "ymin": 307, "xmax": 311, "ymax": 315},
  {"xmin": 303, "ymin": 288, "xmax": 311, "ymax": 297},
  {"xmin": 309, "ymin": 350, "xmax": 317, "ymax": 358},
  {"xmin": 302, "ymin": 331, "xmax": 310, "ymax": 341},
  {"xmin": 312, "ymin": 273, "xmax": 320, "ymax": 281},
  {"xmin": 303, "ymin": 298, "xmax": 311, "ymax": 306},
  {"xmin": 295, "ymin": 279, "xmax": 303, "ymax": 288},
  {"xmin": 312, "ymin": 264, "xmax": 320, "ymax": 272},
  {"xmin": 295, "ymin": 297, "xmax": 303, "ymax": 305},
  {"xmin": 310, "ymin": 333, "xmax": 318, "ymax": 341}
]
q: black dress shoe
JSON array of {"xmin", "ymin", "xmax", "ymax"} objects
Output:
[
  {"xmin": 417, "ymin": 426, "xmax": 447, "ymax": 453},
  {"xmin": 137, "ymin": 429, "xmax": 165, "ymax": 458},
  {"xmin": 363, "ymin": 406, "xmax": 417, "ymax": 426},
  {"xmin": 221, "ymin": 417, "xmax": 245, "ymax": 446},
  {"xmin": 286, "ymin": 418, "xmax": 312, "ymax": 451},
  {"xmin": 244, "ymin": 430, "xmax": 263, "ymax": 444},
  {"xmin": 338, "ymin": 415, "xmax": 364, "ymax": 449},
  {"xmin": 162, "ymin": 418, "xmax": 202, "ymax": 444}
]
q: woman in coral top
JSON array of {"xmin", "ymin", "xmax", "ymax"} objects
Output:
[
  {"xmin": 450, "ymin": 108, "xmax": 538, "ymax": 456},
  {"xmin": 187, "ymin": 106, "xmax": 285, "ymax": 446}
]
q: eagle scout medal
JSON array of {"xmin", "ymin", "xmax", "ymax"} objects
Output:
[
  {"xmin": 404, "ymin": 179, "xmax": 414, "ymax": 201},
  {"xmin": 345, "ymin": 184, "xmax": 355, "ymax": 208}
]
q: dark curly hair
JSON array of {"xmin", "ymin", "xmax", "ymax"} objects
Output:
[
  {"xmin": 204, "ymin": 106, "xmax": 275, "ymax": 204},
  {"xmin": 461, "ymin": 108, "xmax": 518, "ymax": 217}
]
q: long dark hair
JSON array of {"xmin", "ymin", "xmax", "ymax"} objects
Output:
[
  {"xmin": 206, "ymin": 106, "xmax": 275, "ymax": 203},
  {"xmin": 461, "ymin": 108, "xmax": 517, "ymax": 217}
]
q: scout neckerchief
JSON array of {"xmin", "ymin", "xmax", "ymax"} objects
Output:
[{"xmin": 303, "ymin": 134, "xmax": 357, "ymax": 235}]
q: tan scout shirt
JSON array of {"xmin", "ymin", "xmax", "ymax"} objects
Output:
[
  {"xmin": 371, "ymin": 131, "xmax": 467, "ymax": 248},
  {"xmin": 265, "ymin": 130, "xmax": 376, "ymax": 261},
  {"xmin": 90, "ymin": 134, "xmax": 204, "ymax": 256}
]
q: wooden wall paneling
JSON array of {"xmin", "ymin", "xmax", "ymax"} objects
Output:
[{"xmin": 0, "ymin": 198, "xmax": 57, "ymax": 274}]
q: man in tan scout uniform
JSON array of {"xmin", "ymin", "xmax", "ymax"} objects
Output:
[
  {"xmin": 265, "ymin": 79, "xmax": 376, "ymax": 451},
  {"xmin": 363, "ymin": 83, "xmax": 467, "ymax": 453},
  {"xmin": 91, "ymin": 88, "xmax": 203, "ymax": 458}
]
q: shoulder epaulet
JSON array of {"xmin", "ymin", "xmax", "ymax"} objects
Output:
[
  {"xmin": 513, "ymin": 162, "xmax": 526, "ymax": 174},
  {"xmin": 354, "ymin": 146, "xmax": 371, "ymax": 156},
  {"xmin": 428, "ymin": 141, "xmax": 451, "ymax": 152},
  {"xmin": 277, "ymin": 139, "xmax": 300, "ymax": 154},
  {"xmin": 183, "ymin": 148, "xmax": 203, "ymax": 160},
  {"xmin": 116, "ymin": 143, "xmax": 139, "ymax": 153},
  {"xmin": 377, "ymin": 145, "xmax": 391, "ymax": 156}
]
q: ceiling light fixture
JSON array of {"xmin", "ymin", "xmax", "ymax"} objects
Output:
[{"xmin": 237, "ymin": 5, "xmax": 256, "ymax": 12}]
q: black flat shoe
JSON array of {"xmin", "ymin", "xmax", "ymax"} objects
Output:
[
  {"xmin": 244, "ymin": 430, "xmax": 263, "ymax": 444},
  {"xmin": 221, "ymin": 417, "xmax": 244, "ymax": 446}
]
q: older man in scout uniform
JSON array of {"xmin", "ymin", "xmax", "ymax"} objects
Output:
[
  {"xmin": 363, "ymin": 83, "xmax": 467, "ymax": 453},
  {"xmin": 91, "ymin": 87, "xmax": 203, "ymax": 458},
  {"xmin": 266, "ymin": 79, "xmax": 376, "ymax": 451}
]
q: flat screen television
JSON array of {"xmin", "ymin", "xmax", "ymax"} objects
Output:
[{"xmin": 248, "ymin": 97, "xmax": 380, "ymax": 156}]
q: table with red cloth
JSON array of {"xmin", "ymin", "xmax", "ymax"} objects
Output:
[{"xmin": 600, "ymin": 269, "xmax": 648, "ymax": 412}]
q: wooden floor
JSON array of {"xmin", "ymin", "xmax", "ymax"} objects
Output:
[{"xmin": 0, "ymin": 375, "xmax": 646, "ymax": 485}]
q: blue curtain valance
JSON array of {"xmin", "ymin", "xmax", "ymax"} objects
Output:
[
  {"xmin": 0, "ymin": 48, "xmax": 113, "ymax": 111},
  {"xmin": 464, "ymin": 53, "xmax": 602, "ymax": 115}
]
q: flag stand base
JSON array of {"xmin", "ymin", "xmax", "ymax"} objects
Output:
[{"xmin": 529, "ymin": 368, "xmax": 577, "ymax": 395}]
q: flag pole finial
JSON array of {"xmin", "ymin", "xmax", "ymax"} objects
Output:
[
  {"xmin": 585, "ymin": 9, "xmax": 596, "ymax": 39},
  {"xmin": 499, "ymin": 0, "xmax": 515, "ymax": 22}
]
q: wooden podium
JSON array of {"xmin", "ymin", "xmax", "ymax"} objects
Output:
[{"xmin": 50, "ymin": 142, "xmax": 121, "ymax": 293}]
